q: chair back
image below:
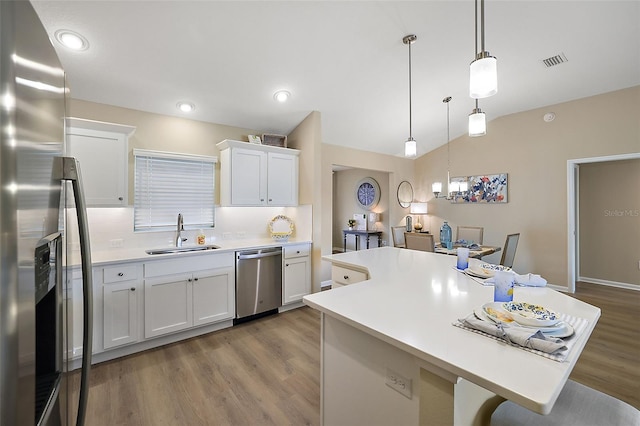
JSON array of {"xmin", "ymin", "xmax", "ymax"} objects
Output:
[
  {"xmin": 500, "ymin": 233, "xmax": 520, "ymax": 268},
  {"xmin": 404, "ymin": 232, "xmax": 434, "ymax": 252},
  {"xmin": 391, "ymin": 226, "xmax": 406, "ymax": 248},
  {"xmin": 457, "ymin": 226, "xmax": 484, "ymax": 244}
]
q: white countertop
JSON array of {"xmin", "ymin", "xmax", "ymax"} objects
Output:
[
  {"xmin": 304, "ymin": 246, "xmax": 601, "ymax": 414},
  {"xmin": 71, "ymin": 237, "xmax": 311, "ymax": 267}
]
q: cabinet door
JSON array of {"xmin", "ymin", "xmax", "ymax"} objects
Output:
[
  {"xmin": 103, "ymin": 282, "xmax": 138, "ymax": 349},
  {"xmin": 283, "ymin": 257, "xmax": 311, "ymax": 304},
  {"xmin": 192, "ymin": 268, "xmax": 234, "ymax": 326},
  {"xmin": 267, "ymin": 152, "xmax": 298, "ymax": 206},
  {"xmin": 231, "ymin": 148, "xmax": 267, "ymax": 205},
  {"xmin": 144, "ymin": 274, "xmax": 193, "ymax": 338},
  {"xmin": 67, "ymin": 128, "xmax": 127, "ymax": 206}
]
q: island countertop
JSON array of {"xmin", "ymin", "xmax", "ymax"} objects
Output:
[{"xmin": 304, "ymin": 246, "xmax": 600, "ymax": 417}]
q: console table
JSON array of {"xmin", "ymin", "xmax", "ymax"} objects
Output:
[{"xmin": 343, "ymin": 229, "xmax": 382, "ymax": 251}]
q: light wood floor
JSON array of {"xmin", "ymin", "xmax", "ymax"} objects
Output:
[
  {"xmin": 77, "ymin": 307, "xmax": 321, "ymax": 426},
  {"xmin": 78, "ymin": 282, "xmax": 638, "ymax": 425},
  {"xmin": 568, "ymin": 282, "xmax": 640, "ymax": 410}
]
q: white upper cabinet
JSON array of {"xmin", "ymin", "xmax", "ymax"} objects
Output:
[
  {"xmin": 217, "ymin": 139, "xmax": 299, "ymax": 206},
  {"xmin": 66, "ymin": 118, "xmax": 136, "ymax": 207}
]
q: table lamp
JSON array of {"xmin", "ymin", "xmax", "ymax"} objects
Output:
[{"xmin": 410, "ymin": 202, "xmax": 428, "ymax": 232}]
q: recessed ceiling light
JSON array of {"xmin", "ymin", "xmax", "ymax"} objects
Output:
[
  {"xmin": 273, "ymin": 90, "xmax": 291, "ymax": 103},
  {"xmin": 54, "ymin": 30, "xmax": 89, "ymax": 51},
  {"xmin": 177, "ymin": 102, "xmax": 195, "ymax": 113}
]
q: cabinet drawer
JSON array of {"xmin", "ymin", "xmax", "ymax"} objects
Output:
[
  {"xmin": 103, "ymin": 265, "xmax": 138, "ymax": 283},
  {"xmin": 331, "ymin": 265, "xmax": 368, "ymax": 285},
  {"xmin": 284, "ymin": 244, "xmax": 310, "ymax": 259}
]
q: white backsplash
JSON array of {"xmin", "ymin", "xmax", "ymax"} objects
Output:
[{"xmin": 67, "ymin": 205, "xmax": 312, "ymax": 254}]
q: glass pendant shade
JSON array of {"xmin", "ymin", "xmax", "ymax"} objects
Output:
[
  {"xmin": 469, "ymin": 55, "xmax": 497, "ymax": 99},
  {"xmin": 468, "ymin": 109, "xmax": 486, "ymax": 137},
  {"xmin": 405, "ymin": 137, "xmax": 417, "ymax": 157},
  {"xmin": 432, "ymin": 182, "xmax": 443, "ymax": 195}
]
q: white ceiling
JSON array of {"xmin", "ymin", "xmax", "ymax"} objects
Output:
[{"xmin": 32, "ymin": 1, "xmax": 640, "ymax": 158}]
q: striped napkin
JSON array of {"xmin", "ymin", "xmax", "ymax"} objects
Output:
[{"xmin": 453, "ymin": 312, "xmax": 589, "ymax": 362}]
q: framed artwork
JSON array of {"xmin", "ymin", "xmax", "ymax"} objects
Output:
[{"xmin": 451, "ymin": 173, "xmax": 508, "ymax": 203}]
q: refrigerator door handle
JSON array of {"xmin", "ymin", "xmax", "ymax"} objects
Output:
[{"xmin": 61, "ymin": 157, "xmax": 93, "ymax": 426}]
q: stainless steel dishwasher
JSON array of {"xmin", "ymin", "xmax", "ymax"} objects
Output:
[{"xmin": 235, "ymin": 247, "xmax": 282, "ymax": 322}]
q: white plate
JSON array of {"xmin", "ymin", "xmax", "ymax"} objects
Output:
[
  {"xmin": 474, "ymin": 306, "xmax": 574, "ymax": 337},
  {"xmin": 465, "ymin": 268, "xmax": 493, "ymax": 279},
  {"xmin": 481, "ymin": 302, "xmax": 516, "ymax": 324},
  {"xmin": 502, "ymin": 301, "xmax": 561, "ymax": 327}
]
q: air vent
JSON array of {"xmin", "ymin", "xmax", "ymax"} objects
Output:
[{"xmin": 543, "ymin": 53, "xmax": 568, "ymax": 68}]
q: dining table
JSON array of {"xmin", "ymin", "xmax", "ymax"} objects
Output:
[
  {"xmin": 304, "ymin": 247, "xmax": 600, "ymax": 426},
  {"xmin": 435, "ymin": 243, "xmax": 501, "ymax": 258}
]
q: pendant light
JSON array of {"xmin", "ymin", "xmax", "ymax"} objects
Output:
[
  {"xmin": 403, "ymin": 34, "xmax": 417, "ymax": 158},
  {"xmin": 470, "ymin": 0, "xmax": 497, "ymax": 99},
  {"xmin": 468, "ymin": 99, "xmax": 487, "ymax": 137},
  {"xmin": 432, "ymin": 96, "xmax": 452, "ymax": 198}
]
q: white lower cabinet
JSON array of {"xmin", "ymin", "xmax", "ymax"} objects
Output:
[
  {"xmin": 103, "ymin": 281, "xmax": 139, "ymax": 349},
  {"xmin": 143, "ymin": 252, "xmax": 235, "ymax": 339},
  {"xmin": 283, "ymin": 243, "xmax": 311, "ymax": 305},
  {"xmin": 331, "ymin": 265, "xmax": 368, "ymax": 288},
  {"xmin": 101, "ymin": 263, "xmax": 142, "ymax": 350}
]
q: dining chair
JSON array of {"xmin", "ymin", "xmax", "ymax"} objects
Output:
[
  {"xmin": 499, "ymin": 233, "xmax": 520, "ymax": 268},
  {"xmin": 404, "ymin": 232, "xmax": 434, "ymax": 252},
  {"xmin": 491, "ymin": 379, "xmax": 640, "ymax": 426},
  {"xmin": 391, "ymin": 226, "xmax": 406, "ymax": 248},
  {"xmin": 457, "ymin": 226, "xmax": 484, "ymax": 244}
]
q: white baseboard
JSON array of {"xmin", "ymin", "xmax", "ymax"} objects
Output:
[{"xmin": 578, "ymin": 276, "xmax": 640, "ymax": 291}]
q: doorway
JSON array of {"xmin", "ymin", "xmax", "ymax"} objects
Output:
[{"xmin": 567, "ymin": 152, "xmax": 640, "ymax": 293}]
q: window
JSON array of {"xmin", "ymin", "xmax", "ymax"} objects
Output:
[{"xmin": 134, "ymin": 149, "xmax": 217, "ymax": 231}]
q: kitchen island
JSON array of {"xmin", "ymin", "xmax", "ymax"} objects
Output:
[{"xmin": 303, "ymin": 247, "xmax": 600, "ymax": 426}]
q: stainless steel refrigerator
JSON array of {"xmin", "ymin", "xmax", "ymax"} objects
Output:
[{"xmin": 1, "ymin": 2, "xmax": 93, "ymax": 425}]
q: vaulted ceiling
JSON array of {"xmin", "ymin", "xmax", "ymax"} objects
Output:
[{"xmin": 33, "ymin": 1, "xmax": 640, "ymax": 157}]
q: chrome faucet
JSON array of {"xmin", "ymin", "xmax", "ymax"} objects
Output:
[{"xmin": 175, "ymin": 213, "xmax": 186, "ymax": 247}]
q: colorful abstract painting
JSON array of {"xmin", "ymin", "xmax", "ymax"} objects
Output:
[{"xmin": 451, "ymin": 173, "xmax": 508, "ymax": 203}]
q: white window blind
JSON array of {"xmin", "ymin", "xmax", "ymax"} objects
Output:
[{"xmin": 134, "ymin": 149, "xmax": 217, "ymax": 231}]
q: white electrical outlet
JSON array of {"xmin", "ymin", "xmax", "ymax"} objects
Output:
[
  {"xmin": 385, "ymin": 368, "xmax": 412, "ymax": 399},
  {"xmin": 222, "ymin": 232, "xmax": 232, "ymax": 239},
  {"xmin": 109, "ymin": 239, "xmax": 124, "ymax": 248},
  {"xmin": 236, "ymin": 231, "xmax": 246, "ymax": 238}
]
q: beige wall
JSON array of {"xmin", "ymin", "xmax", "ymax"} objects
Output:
[
  {"xmin": 321, "ymin": 144, "xmax": 415, "ymax": 284},
  {"xmin": 333, "ymin": 169, "xmax": 389, "ymax": 251},
  {"xmin": 288, "ymin": 111, "xmax": 323, "ymax": 292},
  {"xmin": 69, "ymin": 99, "xmax": 260, "ymax": 204},
  {"xmin": 415, "ymin": 86, "xmax": 640, "ymax": 289},
  {"xmin": 579, "ymin": 159, "xmax": 640, "ymax": 286}
]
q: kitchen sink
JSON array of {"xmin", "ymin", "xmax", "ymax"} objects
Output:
[{"xmin": 145, "ymin": 245, "xmax": 220, "ymax": 255}]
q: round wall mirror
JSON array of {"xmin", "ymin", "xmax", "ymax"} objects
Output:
[{"xmin": 397, "ymin": 181, "xmax": 413, "ymax": 208}]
